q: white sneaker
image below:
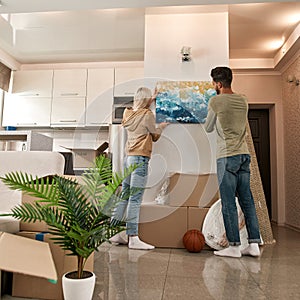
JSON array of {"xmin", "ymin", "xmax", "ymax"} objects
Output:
[
  {"xmin": 128, "ymin": 236, "xmax": 155, "ymax": 250},
  {"xmin": 109, "ymin": 231, "xmax": 128, "ymax": 245}
]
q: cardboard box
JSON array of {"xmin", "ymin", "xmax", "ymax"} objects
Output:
[
  {"xmin": 63, "ymin": 142, "xmax": 109, "ymax": 169},
  {"xmin": 20, "ymin": 175, "xmax": 78, "ymax": 232},
  {"xmin": 20, "ymin": 193, "xmax": 49, "ymax": 232},
  {"xmin": 139, "ymin": 203, "xmax": 187, "ymax": 248},
  {"xmin": 168, "ymin": 173, "xmax": 220, "ymax": 207},
  {"xmin": 187, "ymin": 207, "xmax": 212, "ymax": 250},
  {"xmin": 187, "ymin": 207, "xmax": 209, "ymax": 231},
  {"xmin": 0, "ymin": 232, "xmax": 57, "ymax": 296},
  {"xmin": 12, "ymin": 231, "xmax": 94, "ymax": 300}
]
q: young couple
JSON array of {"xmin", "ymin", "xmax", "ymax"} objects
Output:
[{"xmin": 111, "ymin": 67, "xmax": 261, "ymax": 257}]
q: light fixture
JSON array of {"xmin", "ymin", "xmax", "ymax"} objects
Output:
[
  {"xmin": 287, "ymin": 75, "xmax": 300, "ymax": 86},
  {"xmin": 0, "ymin": 1, "xmax": 3, "ymax": 7},
  {"xmin": 181, "ymin": 46, "xmax": 191, "ymax": 62}
]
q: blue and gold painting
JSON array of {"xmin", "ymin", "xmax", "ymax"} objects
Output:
[{"xmin": 155, "ymin": 81, "xmax": 216, "ymax": 124}]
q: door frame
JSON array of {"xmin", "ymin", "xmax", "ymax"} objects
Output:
[
  {"xmin": 249, "ymin": 103, "xmax": 280, "ymax": 223},
  {"xmin": 248, "ymin": 107, "xmax": 271, "ymax": 218}
]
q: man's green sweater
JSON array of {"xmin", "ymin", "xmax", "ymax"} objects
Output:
[{"xmin": 205, "ymin": 93, "xmax": 249, "ymax": 159}]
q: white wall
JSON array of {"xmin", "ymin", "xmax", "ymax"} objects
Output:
[
  {"xmin": 142, "ymin": 12, "xmax": 229, "ymax": 201},
  {"xmin": 144, "ymin": 12, "xmax": 229, "ymax": 81}
]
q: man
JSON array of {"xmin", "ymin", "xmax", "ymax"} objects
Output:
[{"xmin": 205, "ymin": 66, "xmax": 261, "ymax": 258}]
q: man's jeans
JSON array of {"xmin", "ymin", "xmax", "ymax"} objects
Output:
[
  {"xmin": 113, "ymin": 155, "xmax": 149, "ymax": 236},
  {"xmin": 217, "ymin": 154, "xmax": 261, "ymax": 245}
]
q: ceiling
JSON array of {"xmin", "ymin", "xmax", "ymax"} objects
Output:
[{"xmin": 0, "ymin": 0, "xmax": 299, "ymax": 67}]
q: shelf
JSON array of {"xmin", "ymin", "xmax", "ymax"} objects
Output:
[{"xmin": 0, "ymin": 131, "xmax": 53, "ymax": 151}]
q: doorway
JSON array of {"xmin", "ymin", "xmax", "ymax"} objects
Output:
[{"xmin": 248, "ymin": 109, "xmax": 271, "ymax": 219}]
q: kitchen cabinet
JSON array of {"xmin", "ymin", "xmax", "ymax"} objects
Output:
[
  {"xmin": 11, "ymin": 70, "xmax": 53, "ymax": 97},
  {"xmin": 51, "ymin": 97, "xmax": 86, "ymax": 126},
  {"xmin": 2, "ymin": 94, "xmax": 52, "ymax": 127},
  {"xmin": 53, "ymin": 69, "xmax": 87, "ymax": 97},
  {"xmin": 114, "ymin": 67, "xmax": 144, "ymax": 96},
  {"xmin": 86, "ymin": 68, "xmax": 114, "ymax": 126},
  {"xmin": 2, "ymin": 70, "xmax": 53, "ymax": 127},
  {"xmin": 2, "ymin": 66, "xmax": 146, "ymax": 128},
  {"xmin": 52, "ymin": 69, "xmax": 87, "ymax": 127}
]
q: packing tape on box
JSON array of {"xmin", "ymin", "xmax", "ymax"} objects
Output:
[{"xmin": 35, "ymin": 232, "xmax": 48, "ymax": 242}]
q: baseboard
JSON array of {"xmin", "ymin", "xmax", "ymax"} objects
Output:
[{"xmin": 284, "ymin": 223, "xmax": 300, "ymax": 233}]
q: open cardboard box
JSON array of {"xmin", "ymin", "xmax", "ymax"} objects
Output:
[
  {"xmin": 1, "ymin": 175, "xmax": 94, "ymax": 299},
  {"xmin": 62, "ymin": 141, "xmax": 109, "ymax": 168},
  {"xmin": 0, "ymin": 232, "xmax": 57, "ymax": 281},
  {"xmin": 0, "ymin": 231, "xmax": 94, "ymax": 300},
  {"xmin": 0, "ymin": 232, "xmax": 57, "ymax": 296},
  {"xmin": 11, "ymin": 232, "xmax": 94, "ymax": 300}
]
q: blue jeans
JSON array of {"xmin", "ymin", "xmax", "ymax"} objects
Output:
[
  {"xmin": 217, "ymin": 154, "xmax": 261, "ymax": 246},
  {"xmin": 113, "ymin": 155, "xmax": 149, "ymax": 236}
]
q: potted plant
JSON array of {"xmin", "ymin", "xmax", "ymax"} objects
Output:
[{"xmin": 0, "ymin": 155, "xmax": 137, "ymax": 300}]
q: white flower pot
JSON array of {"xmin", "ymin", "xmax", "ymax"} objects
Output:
[{"xmin": 62, "ymin": 271, "xmax": 96, "ymax": 300}]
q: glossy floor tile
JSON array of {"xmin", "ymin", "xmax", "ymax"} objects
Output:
[{"xmin": 2, "ymin": 224, "xmax": 300, "ymax": 300}]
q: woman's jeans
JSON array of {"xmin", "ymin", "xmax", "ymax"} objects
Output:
[
  {"xmin": 217, "ymin": 154, "xmax": 261, "ymax": 246},
  {"xmin": 113, "ymin": 155, "xmax": 149, "ymax": 236}
]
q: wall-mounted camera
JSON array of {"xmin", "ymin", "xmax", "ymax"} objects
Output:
[{"xmin": 181, "ymin": 46, "xmax": 191, "ymax": 62}]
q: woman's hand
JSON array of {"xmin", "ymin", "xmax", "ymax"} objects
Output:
[
  {"xmin": 159, "ymin": 122, "xmax": 169, "ymax": 130},
  {"xmin": 151, "ymin": 88, "xmax": 158, "ymax": 101}
]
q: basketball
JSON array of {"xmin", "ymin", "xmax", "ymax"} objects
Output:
[{"xmin": 183, "ymin": 229, "xmax": 205, "ymax": 253}]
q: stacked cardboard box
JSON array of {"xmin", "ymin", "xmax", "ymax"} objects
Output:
[{"xmin": 139, "ymin": 173, "xmax": 219, "ymax": 248}]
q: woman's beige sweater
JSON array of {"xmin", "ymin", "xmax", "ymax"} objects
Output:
[{"xmin": 122, "ymin": 108, "xmax": 162, "ymax": 158}]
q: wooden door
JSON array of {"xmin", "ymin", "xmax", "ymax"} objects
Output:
[{"xmin": 248, "ymin": 109, "xmax": 271, "ymax": 218}]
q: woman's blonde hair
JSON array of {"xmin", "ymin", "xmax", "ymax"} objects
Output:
[{"xmin": 133, "ymin": 87, "xmax": 152, "ymax": 110}]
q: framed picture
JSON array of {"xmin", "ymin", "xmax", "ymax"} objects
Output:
[{"xmin": 155, "ymin": 81, "xmax": 216, "ymax": 124}]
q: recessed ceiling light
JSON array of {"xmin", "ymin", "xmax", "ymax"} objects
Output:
[
  {"xmin": 289, "ymin": 13, "xmax": 300, "ymax": 24},
  {"xmin": 266, "ymin": 38, "xmax": 285, "ymax": 50},
  {"xmin": 283, "ymin": 13, "xmax": 300, "ymax": 25}
]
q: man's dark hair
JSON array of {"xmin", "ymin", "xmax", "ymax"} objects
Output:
[{"xmin": 210, "ymin": 67, "xmax": 232, "ymax": 88}]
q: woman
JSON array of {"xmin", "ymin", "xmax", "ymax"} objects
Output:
[{"xmin": 111, "ymin": 87, "xmax": 168, "ymax": 250}]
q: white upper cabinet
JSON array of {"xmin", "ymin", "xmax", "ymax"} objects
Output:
[
  {"xmin": 51, "ymin": 69, "xmax": 87, "ymax": 127},
  {"xmin": 2, "ymin": 70, "xmax": 53, "ymax": 127},
  {"xmin": 11, "ymin": 70, "xmax": 53, "ymax": 97},
  {"xmin": 114, "ymin": 67, "xmax": 144, "ymax": 96},
  {"xmin": 53, "ymin": 69, "xmax": 87, "ymax": 97},
  {"xmin": 2, "ymin": 94, "xmax": 51, "ymax": 127},
  {"xmin": 86, "ymin": 68, "xmax": 114, "ymax": 126},
  {"xmin": 51, "ymin": 97, "xmax": 86, "ymax": 126},
  {"xmin": 2, "ymin": 66, "xmax": 146, "ymax": 128}
]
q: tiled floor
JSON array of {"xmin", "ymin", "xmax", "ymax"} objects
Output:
[{"xmin": 2, "ymin": 224, "xmax": 300, "ymax": 300}]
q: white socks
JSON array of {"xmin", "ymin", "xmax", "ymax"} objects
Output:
[
  {"xmin": 214, "ymin": 244, "xmax": 261, "ymax": 258},
  {"xmin": 109, "ymin": 231, "xmax": 128, "ymax": 245},
  {"xmin": 214, "ymin": 246, "xmax": 241, "ymax": 258},
  {"xmin": 128, "ymin": 236, "xmax": 155, "ymax": 250},
  {"xmin": 110, "ymin": 232, "xmax": 155, "ymax": 250},
  {"xmin": 241, "ymin": 243, "xmax": 260, "ymax": 257}
]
